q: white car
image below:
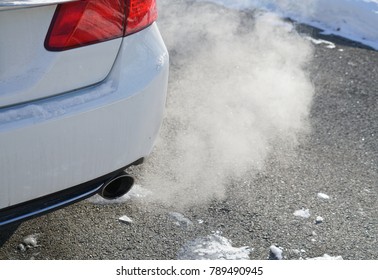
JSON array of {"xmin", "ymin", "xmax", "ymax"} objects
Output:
[{"xmin": 0, "ymin": 0, "xmax": 169, "ymax": 226}]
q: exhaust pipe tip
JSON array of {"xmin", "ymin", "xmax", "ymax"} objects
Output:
[{"xmin": 99, "ymin": 172, "xmax": 135, "ymax": 200}]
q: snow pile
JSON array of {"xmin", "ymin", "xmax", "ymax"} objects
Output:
[
  {"xmin": 199, "ymin": 0, "xmax": 378, "ymax": 49},
  {"xmin": 301, "ymin": 0, "xmax": 378, "ymax": 49},
  {"xmin": 177, "ymin": 233, "xmax": 251, "ymax": 260},
  {"xmin": 294, "ymin": 208, "xmax": 311, "ymax": 218}
]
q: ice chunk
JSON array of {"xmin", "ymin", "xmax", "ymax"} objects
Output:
[
  {"xmin": 17, "ymin": 243, "xmax": 26, "ymax": 252},
  {"xmin": 269, "ymin": 245, "xmax": 283, "ymax": 260},
  {"xmin": 317, "ymin": 193, "xmax": 330, "ymax": 199},
  {"xmin": 119, "ymin": 215, "xmax": 133, "ymax": 224},
  {"xmin": 294, "ymin": 209, "xmax": 311, "ymax": 218},
  {"xmin": 23, "ymin": 234, "xmax": 38, "ymax": 248},
  {"xmin": 315, "ymin": 216, "xmax": 324, "ymax": 224},
  {"xmin": 305, "ymin": 37, "xmax": 336, "ymax": 49}
]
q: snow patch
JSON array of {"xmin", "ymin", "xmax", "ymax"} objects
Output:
[
  {"xmin": 177, "ymin": 233, "xmax": 251, "ymax": 260},
  {"xmin": 294, "ymin": 209, "xmax": 311, "ymax": 218},
  {"xmin": 169, "ymin": 212, "xmax": 193, "ymax": 228},
  {"xmin": 308, "ymin": 254, "xmax": 343, "ymax": 260},
  {"xmin": 305, "ymin": 37, "xmax": 336, "ymax": 49},
  {"xmin": 199, "ymin": 0, "xmax": 378, "ymax": 50}
]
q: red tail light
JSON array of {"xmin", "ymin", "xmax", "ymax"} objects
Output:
[
  {"xmin": 125, "ymin": 0, "xmax": 157, "ymax": 35},
  {"xmin": 45, "ymin": 0, "xmax": 157, "ymax": 51}
]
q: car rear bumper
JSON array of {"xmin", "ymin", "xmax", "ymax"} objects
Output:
[
  {"xmin": 0, "ymin": 160, "xmax": 143, "ymax": 227},
  {"xmin": 0, "ymin": 23, "xmax": 169, "ymax": 212}
]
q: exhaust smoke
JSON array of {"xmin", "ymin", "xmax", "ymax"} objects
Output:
[{"xmin": 135, "ymin": 0, "xmax": 314, "ymax": 208}]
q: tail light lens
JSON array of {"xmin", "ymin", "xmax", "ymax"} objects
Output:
[
  {"xmin": 45, "ymin": 0, "xmax": 157, "ymax": 51},
  {"xmin": 125, "ymin": 0, "xmax": 157, "ymax": 35}
]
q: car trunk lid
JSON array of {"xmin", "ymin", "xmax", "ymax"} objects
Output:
[{"xmin": 0, "ymin": 1, "xmax": 123, "ymax": 108}]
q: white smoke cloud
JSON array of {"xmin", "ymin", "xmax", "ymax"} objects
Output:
[
  {"xmin": 197, "ymin": 0, "xmax": 318, "ymax": 18},
  {"xmin": 134, "ymin": 0, "xmax": 314, "ymax": 208}
]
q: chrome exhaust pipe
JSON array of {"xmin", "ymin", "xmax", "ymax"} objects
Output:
[{"xmin": 99, "ymin": 171, "xmax": 135, "ymax": 200}]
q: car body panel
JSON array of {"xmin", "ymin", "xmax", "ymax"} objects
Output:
[
  {"xmin": 0, "ymin": 0, "xmax": 77, "ymax": 11},
  {"xmin": 0, "ymin": 4, "xmax": 122, "ymax": 108},
  {"xmin": 0, "ymin": 23, "xmax": 169, "ymax": 209}
]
